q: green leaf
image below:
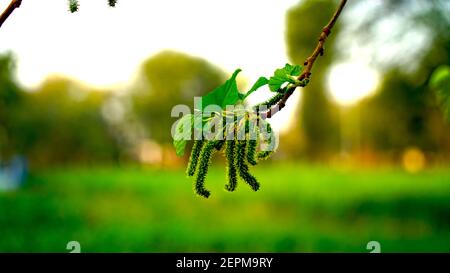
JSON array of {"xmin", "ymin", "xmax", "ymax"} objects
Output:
[
  {"xmin": 430, "ymin": 65, "xmax": 450, "ymax": 119},
  {"xmin": 242, "ymin": 77, "xmax": 269, "ymax": 99},
  {"xmin": 196, "ymin": 69, "xmax": 242, "ymax": 111},
  {"xmin": 69, "ymin": 0, "xmax": 79, "ymax": 13},
  {"xmin": 173, "ymin": 114, "xmax": 193, "ymax": 156},
  {"xmin": 431, "ymin": 65, "xmax": 450, "ymax": 90},
  {"xmin": 268, "ymin": 63, "xmax": 302, "ymax": 92}
]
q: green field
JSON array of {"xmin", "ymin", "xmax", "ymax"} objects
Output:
[{"xmin": 1, "ymin": 163, "xmax": 450, "ymax": 252}]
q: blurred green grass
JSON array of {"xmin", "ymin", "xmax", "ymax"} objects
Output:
[{"xmin": 1, "ymin": 163, "xmax": 450, "ymax": 252}]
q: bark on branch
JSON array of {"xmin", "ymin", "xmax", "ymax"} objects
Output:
[{"xmin": 0, "ymin": 0, "xmax": 22, "ymax": 29}]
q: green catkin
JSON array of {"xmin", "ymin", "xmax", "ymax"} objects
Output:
[
  {"xmin": 69, "ymin": 0, "xmax": 116, "ymax": 13},
  {"xmin": 195, "ymin": 141, "xmax": 217, "ymax": 198},
  {"xmin": 186, "ymin": 140, "xmax": 204, "ymax": 177},
  {"xmin": 236, "ymin": 140, "xmax": 260, "ymax": 191},
  {"xmin": 214, "ymin": 140, "xmax": 225, "ymax": 151},
  {"xmin": 246, "ymin": 115, "xmax": 259, "ymax": 165},
  {"xmin": 257, "ymin": 150, "xmax": 272, "ymax": 160},
  {"xmin": 68, "ymin": 0, "xmax": 79, "ymax": 13},
  {"xmin": 247, "ymin": 138, "xmax": 258, "ymax": 166},
  {"xmin": 257, "ymin": 120, "xmax": 276, "ymax": 160},
  {"xmin": 108, "ymin": 0, "xmax": 118, "ymax": 7},
  {"xmin": 253, "ymin": 92, "xmax": 285, "ymax": 112},
  {"xmin": 225, "ymin": 140, "xmax": 238, "ymax": 192}
]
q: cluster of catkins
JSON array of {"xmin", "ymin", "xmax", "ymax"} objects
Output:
[
  {"xmin": 186, "ymin": 101, "xmax": 279, "ymax": 198},
  {"xmin": 69, "ymin": 0, "xmax": 117, "ymax": 13}
]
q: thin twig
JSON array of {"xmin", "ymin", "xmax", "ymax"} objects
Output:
[
  {"xmin": 0, "ymin": 0, "xmax": 22, "ymax": 28},
  {"xmin": 262, "ymin": 0, "xmax": 348, "ymax": 119}
]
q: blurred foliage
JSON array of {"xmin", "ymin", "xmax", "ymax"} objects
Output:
[
  {"xmin": 12, "ymin": 77, "xmax": 122, "ymax": 166},
  {"xmin": 0, "ymin": 51, "xmax": 226, "ymax": 167},
  {"xmin": 350, "ymin": 0, "xmax": 450, "ymax": 156},
  {"xmin": 341, "ymin": 0, "xmax": 449, "ymax": 73},
  {"xmin": 356, "ymin": 71, "xmax": 450, "ymax": 153},
  {"xmin": 0, "ymin": 53, "xmax": 22, "ymax": 159},
  {"xmin": 0, "ymin": 55, "xmax": 122, "ymax": 166},
  {"xmin": 285, "ymin": 0, "xmax": 450, "ymax": 160},
  {"xmin": 131, "ymin": 50, "xmax": 225, "ymax": 144}
]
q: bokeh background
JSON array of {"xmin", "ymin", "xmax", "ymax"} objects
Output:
[{"xmin": 0, "ymin": 0, "xmax": 449, "ymax": 252}]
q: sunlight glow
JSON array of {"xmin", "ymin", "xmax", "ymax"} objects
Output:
[{"xmin": 327, "ymin": 61, "xmax": 380, "ymax": 106}]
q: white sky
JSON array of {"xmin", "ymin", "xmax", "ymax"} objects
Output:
[
  {"xmin": 0, "ymin": 0, "xmax": 301, "ymax": 131},
  {"xmin": 0, "ymin": 0, "xmax": 300, "ymax": 88}
]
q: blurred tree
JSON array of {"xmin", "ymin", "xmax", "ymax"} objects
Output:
[
  {"xmin": 0, "ymin": 53, "xmax": 22, "ymax": 160},
  {"xmin": 346, "ymin": 0, "xmax": 450, "ymax": 157},
  {"xmin": 131, "ymin": 50, "xmax": 226, "ymax": 145},
  {"xmin": 340, "ymin": 0, "xmax": 449, "ymax": 79},
  {"xmin": 10, "ymin": 76, "xmax": 122, "ymax": 166},
  {"xmin": 357, "ymin": 71, "xmax": 449, "ymax": 153},
  {"xmin": 286, "ymin": 0, "xmax": 341, "ymax": 158}
]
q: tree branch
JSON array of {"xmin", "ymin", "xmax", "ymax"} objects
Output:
[
  {"xmin": 0, "ymin": 0, "xmax": 22, "ymax": 29},
  {"xmin": 262, "ymin": 0, "xmax": 348, "ymax": 119}
]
